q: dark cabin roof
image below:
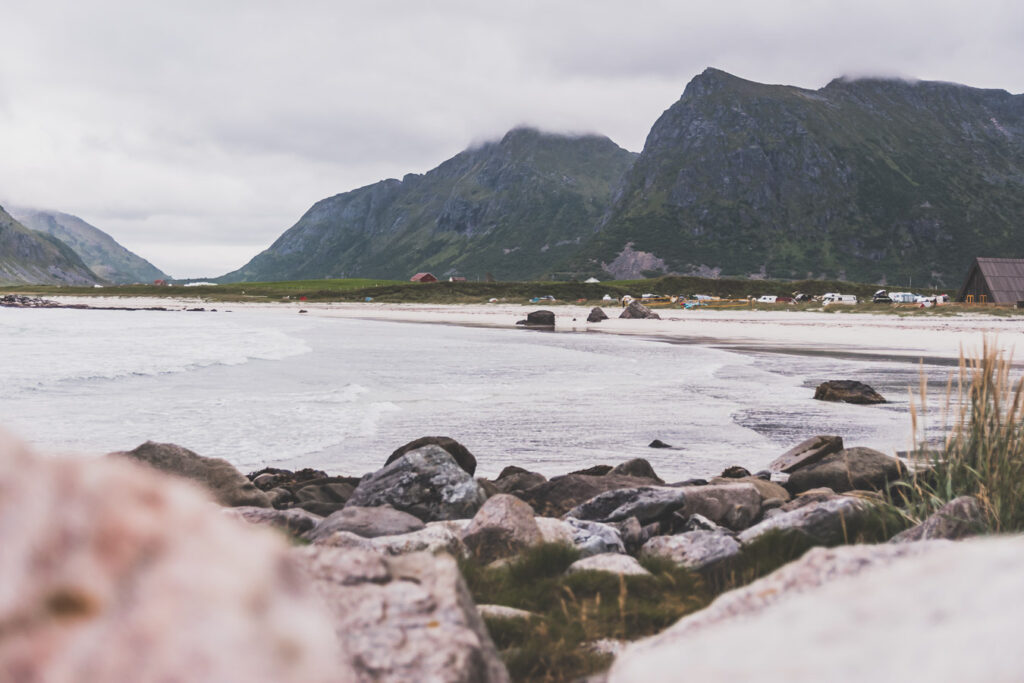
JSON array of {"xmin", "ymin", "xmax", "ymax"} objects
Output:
[{"xmin": 957, "ymin": 258, "xmax": 1024, "ymax": 304}]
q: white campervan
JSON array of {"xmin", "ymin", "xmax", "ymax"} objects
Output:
[{"xmin": 821, "ymin": 293, "xmax": 858, "ymax": 305}]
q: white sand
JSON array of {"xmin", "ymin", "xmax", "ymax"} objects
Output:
[{"xmin": 49, "ymin": 296, "xmax": 1023, "ymax": 363}]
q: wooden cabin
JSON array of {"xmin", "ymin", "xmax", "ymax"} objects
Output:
[
  {"xmin": 956, "ymin": 258, "xmax": 1024, "ymax": 304},
  {"xmin": 410, "ymin": 272, "xmax": 438, "ymax": 283}
]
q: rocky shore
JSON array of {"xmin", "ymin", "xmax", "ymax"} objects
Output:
[{"xmin": 2, "ymin": 424, "xmax": 1008, "ymax": 682}]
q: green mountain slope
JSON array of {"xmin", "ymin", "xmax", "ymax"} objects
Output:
[
  {"xmin": 0, "ymin": 205, "xmax": 101, "ymax": 285},
  {"xmin": 220, "ymin": 128, "xmax": 637, "ymax": 282},
  {"xmin": 572, "ymin": 68, "xmax": 1024, "ymax": 285},
  {"xmin": 12, "ymin": 208, "xmax": 168, "ymax": 284}
]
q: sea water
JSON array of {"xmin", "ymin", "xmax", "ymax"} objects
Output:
[{"xmin": 0, "ymin": 307, "xmax": 957, "ymax": 480}]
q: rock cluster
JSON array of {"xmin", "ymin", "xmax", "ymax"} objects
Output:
[{"xmin": 0, "ymin": 294, "xmax": 61, "ymax": 307}]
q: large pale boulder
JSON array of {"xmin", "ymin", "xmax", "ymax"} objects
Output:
[
  {"xmin": 303, "ymin": 505, "xmax": 425, "ymax": 542},
  {"xmin": 565, "ymin": 517, "xmax": 627, "ymax": 556},
  {"xmin": 0, "ymin": 432, "xmax": 338, "ymax": 681},
  {"xmin": 610, "ymin": 538, "xmax": 1024, "ymax": 682},
  {"xmin": 110, "ymin": 441, "xmax": 270, "ymax": 507},
  {"xmin": 785, "ymin": 447, "xmax": 906, "ymax": 495},
  {"xmin": 565, "ymin": 486, "xmax": 688, "ymax": 525},
  {"xmin": 640, "ymin": 531, "xmax": 741, "ymax": 571},
  {"xmin": 679, "ymin": 483, "xmax": 763, "ymax": 531},
  {"xmin": 296, "ymin": 546, "xmax": 509, "ymax": 682},
  {"xmin": 462, "ymin": 494, "xmax": 543, "ymax": 563},
  {"xmin": 347, "ymin": 445, "xmax": 488, "ymax": 521}
]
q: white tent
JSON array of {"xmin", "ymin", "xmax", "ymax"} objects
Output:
[{"xmin": 584, "ymin": 277, "xmax": 601, "ymax": 283}]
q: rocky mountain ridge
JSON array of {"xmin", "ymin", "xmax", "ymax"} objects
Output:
[
  {"xmin": 0, "ymin": 205, "xmax": 102, "ymax": 286},
  {"xmin": 12, "ymin": 207, "xmax": 168, "ymax": 284}
]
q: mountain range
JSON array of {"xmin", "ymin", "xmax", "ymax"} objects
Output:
[
  {"xmin": 223, "ymin": 69, "xmax": 1024, "ymax": 287},
  {"xmin": 0, "ymin": 205, "xmax": 101, "ymax": 286},
  {"xmin": 11, "ymin": 208, "xmax": 168, "ymax": 285}
]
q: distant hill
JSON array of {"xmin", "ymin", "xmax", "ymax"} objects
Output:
[
  {"xmin": 0, "ymin": 205, "xmax": 101, "ymax": 286},
  {"xmin": 571, "ymin": 68, "xmax": 1024, "ymax": 285},
  {"xmin": 220, "ymin": 128, "xmax": 637, "ymax": 282},
  {"xmin": 11, "ymin": 208, "xmax": 167, "ymax": 284}
]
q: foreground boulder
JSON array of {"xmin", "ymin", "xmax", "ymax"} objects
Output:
[
  {"xmin": 611, "ymin": 538, "xmax": 1024, "ymax": 682},
  {"xmin": 304, "ymin": 505, "xmax": 425, "ymax": 542},
  {"xmin": 515, "ymin": 309, "xmax": 555, "ymax": 327},
  {"xmin": 619, "ymin": 301, "xmax": 661, "ymax": 319},
  {"xmin": 785, "ymin": 447, "xmax": 906, "ymax": 495},
  {"xmin": 767, "ymin": 435, "xmax": 844, "ymax": 473},
  {"xmin": 813, "ymin": 380, "xmax": 886, "ymax": 404},
  {"xmin": 587, "ymin": 307, "xmax": 609, "ymax": 323},
  {"xmin": 347, "ymin": 446, "xmax": 488, "ymax": 522},
  {"xmin": 462, "ymin": 494, "xmax": 543, "ymax": 564},
  {"xmin": 1, "ymin": 432, "xmax": 339, "ymax": 681},
  {"xmin": 385, "ymin": 436, "xmax": 477, "ymax": 476},
  {"xmin": 295, "ymin": 546, "xmax": 509, "ymax": 682},
  {"xmin": 890, "ymin": 496, "xmax": 985, "ymax": 543},
  {"xmin": 111, "ymin": 441, "xmax": 270, "ymax": 508}
]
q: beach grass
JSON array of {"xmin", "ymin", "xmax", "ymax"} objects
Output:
[
  {"xmin": 891, "ymin": 340, "xmax": 1024, "ymax": 532},
  {"xmin": 459, "ymin": 543, "xmax": 711, "ymax": 682}
]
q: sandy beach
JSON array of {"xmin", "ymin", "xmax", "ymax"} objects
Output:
[{"xmin": 49, "ymin": 295, "xmax": 1024, "ymax": 364}]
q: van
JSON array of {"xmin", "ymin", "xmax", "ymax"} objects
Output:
[
  {"xmin": 756, "ymin": 295, "xmax": 777, "ymax": 304},
  {"xmin": 821, "ymin": 293, "xmax": 858, "ymax": 305}
]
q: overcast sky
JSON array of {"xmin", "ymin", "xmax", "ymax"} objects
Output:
[{"xmin": 1, "ymin": 0, "xmax": 1021, "ymax": 278}]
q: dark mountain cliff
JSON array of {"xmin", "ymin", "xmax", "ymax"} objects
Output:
[
  {"xmin": 572, "ymin": 68, "xmax": 1024, "ymax": 285},
  {"xmin": 0, "ymin": 205, "xmax": 101, "ymax": 286},
  {"xmin": 221, "ymin": 128, "xmax": 637, "ymax": 282},
  {"xmin": 12, "ymin": 208, "xmax": 168, "ymax": 284}
]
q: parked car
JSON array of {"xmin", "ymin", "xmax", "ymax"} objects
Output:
[
  {"xmin": 756, "ymin": 295, "xmax": 778, "ymax": 304},
  {"xmin": 872, "ymin": 289, "xmax": 893, "ymax": 304}
]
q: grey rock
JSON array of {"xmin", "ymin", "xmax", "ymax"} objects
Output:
[
  {"xmin": 709, "ymin": 476, "xmax": 790, "ymax": 504},
  {"xmin": 252, "ymin": 472, "xmax": 282, "ymax": 490},
  {"xmin": 785, "ymin": 447, "xmax": 906, "ymax": 495},
  {"xmin": 223, "ymin": 505, "xmax": 322, "ymax": 536},
  {"xmin": 568, "ymin": 554, "xmax": 652, "ymax": 577},
  {"xmin": 767, "ymin": 435, "xmax": 844, "ymax": 473},
  {"xmin": 347, "ymin": 445, "xmax": 488, "ymax": 522},
  {"xmin": 648, "ymin": 439, "xmax": 672, "ymax": 448},
  {"xmin": 738, "ymin": 496, "xmax": 872, "ymax": 547},
  {"xmin": 515, "ymin": 309, "xmax": 555, "ymax": 327},
  {"xmin": 641, "ymin": 531, "xmax": 742, "ymax": 571},
  {"xmin": 612, "ymin": 516, "xmax": 645, "ymax": 554},
  {"xmin": 513, "ymin": 473, "xmax": 657, "ymax": 517},
  {"xmin": 565, "ymin": 517, "xmax": 627, "ymax": 556},
  {"xmin": 296, "ymin": 546, "xmax": 509, "ymax": 682},
  {"xmin": 304, "ymin": 505, "xmax": 425, "ymax": 542},
  {"xmin": 477, "ymin": 604, "xmax": 537, "ymax": 621},
  {"xmin": 814, "ymin": 380, "xmax": 886, "ymax": 404},
  {"xmin": 681, "ymin": 513, "xmax": 726, "ymax": 533},
  {"xmin": 493, "ymin": 470, "xmax": 547, "ymax": 494},
  {"xmin": 110, "ymin": 441, "xmax": 270, "ymax": 508},
  {"xmin": 609, "ymin": 458, "xmax": 663, "ymax": 482},
  {"xmin": 619, "ymin": 300, "xmax": 661, "ymax": 319},
  {"xmin": 313, "ymin": 523, "xmax": 468, "ymax": 557},
  {"xmin": 890, "ymin": 496, "xmax": 985, "ymax": 543},
  {"xmin": 587, "ymin": 307, "xmax": 609, "ymax": 323},
  {"xmin": 719, "ymin": 465, "xmax": 751, "ymax": 478},
  {"xmin": 566, "ymin": 486, "xmax": 688, "ymax": 524},
  {"xmin": 385, "ymin": 435, "xmax": 477, "ymax": 476},
  {"xmin": 462, "ymin": 494, "xmax": 543, "ymax": 563},
  {"xmin": 679, "ymin": 483, "xmax": 763, "ymax": 531}
]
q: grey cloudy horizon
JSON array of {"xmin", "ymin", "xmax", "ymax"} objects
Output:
[{"xmin": 1, "ymin": 0, "xmax": 1022, "ymax": 278}]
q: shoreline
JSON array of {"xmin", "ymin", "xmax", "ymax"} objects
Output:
[{"xmin": 41, "ymin": 294, "xmax": 1024, "ymax": 364}]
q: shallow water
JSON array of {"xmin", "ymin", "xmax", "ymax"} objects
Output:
[{"xmin": 0, "ymin": 307, "xmax": 958, "ymax": 480}]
